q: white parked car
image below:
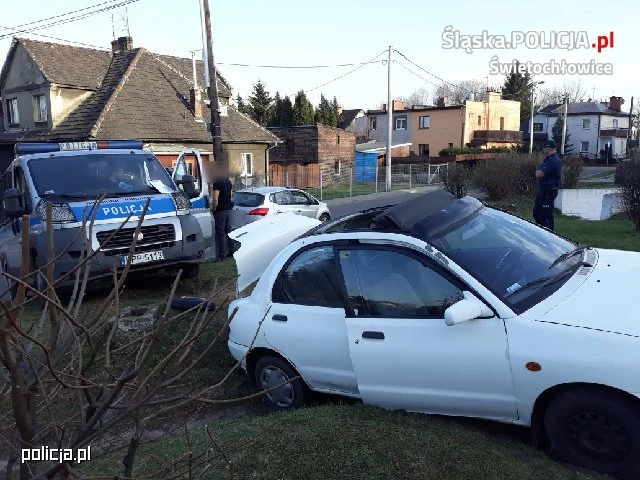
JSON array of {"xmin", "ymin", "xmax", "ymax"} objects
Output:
[
  {"xmin": 230, "ymin": 186, "xmax": 331, "ymax": 230},
  {"xmin": 226, "ymin": 189, "xmax": 640, "ymax": 480}
]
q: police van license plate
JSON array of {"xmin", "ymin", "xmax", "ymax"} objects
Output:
[{"xmin": 120, "ymin": 251, "xmax": 164, "ymax": 266}]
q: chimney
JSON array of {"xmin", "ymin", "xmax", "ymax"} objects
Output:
[
  {"xmin": 190, "ymin": 88, "xmax": 203, "ymax": 120},
  {"xmin": 436, "ymin": 97, "xmax": 446, "ymax": 108},
  {"xmin": 393, "ymin": 100, "xmax": 405, "ymax": 111},
  {"xmin": 111, "ymin": 36, "xmax": 134, "ymax": 54},
  {"xmin": 337, "ymin": 106, "xmax": 343, "ymax": 116},
  {"xmin": 609, "ymin": 96, "xmax": 624, "ymax": 112},
  {"xmin": 382, "ymin": 103, "xmax": 387, "ymax": 112}
]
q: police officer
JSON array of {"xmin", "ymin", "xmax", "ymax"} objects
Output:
[
  {"xmin": 208, "ymin": 162, "xmax": 234, "ymax": 261},
  {"xmin": 534, "ymin": 139, "xmax": 562, "ymax": 231}
]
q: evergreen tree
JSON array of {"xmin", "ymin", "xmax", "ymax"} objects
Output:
[
  {"xmin": 281, "ymin": 95, "xmax": 294, "ymax": 126},
  {"xmin": 330, "ymin": 96, "xmax": 340, "ymax": 127},
  {"xmin": 248, "ymin": 79, "xmax": 273, "ymax": 126},
  {"xmin": 501, "ymin": 62, "xmax": 533, "ymax": 123},
  {"xmin": 314, "ymin": 95, "xmax": 333, "ymax": 125},
  {"xmin": 551, "ymin": 116, "xmax": 573, "ymax": 154},
  {"xmin": 269, "ymin": 91, "xmax": 283, "ymax": 127},
  {"xmin": 292, "ymin": 90, "xmax": 315, "ymax": 125},
  {"xmin": 235, "ymin": 94, "xmax": 249, "ymax": 115}
]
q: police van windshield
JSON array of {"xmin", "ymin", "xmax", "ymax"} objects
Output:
[{"xmin": 28, "ymin": 153, "xmax": 177, "ymax": 198}]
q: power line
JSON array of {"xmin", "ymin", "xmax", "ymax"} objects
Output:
[
  {"xmin": 0, "ymin": 0, "xmax": 141, "ymax": 41},
  {"xmin": 0, "ymin": 0, "xmax": 122, "ymax": 32},
  {"xmin": 216, "ymin": 60, "xmax": 380, "ymax": 69},
  {"xmin": 290, "ymin": 50, "xmax": 387, "ymax": 98},
  {"xmin": 7, "ymin": 31, "xmax": 109, "ymax": 50},
  {"xmin": 393, "ymin": 48, "xmax": 471, "ymax": 94},
  {"xmin": 392, "ymin": 59, "xmax": 440, "ymax": 90}
]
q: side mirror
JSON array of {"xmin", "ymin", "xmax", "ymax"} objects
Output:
[
  {"xmin": 176, "ymin": 175, "xmax": 198, "ymax": 199},
  {"xmin": 3, "ymin": 189, "xmax": 26, "ymax": 219},
  {"xmin": 444, "ymin": 291, "xmax": 492, "ymax": 326}
]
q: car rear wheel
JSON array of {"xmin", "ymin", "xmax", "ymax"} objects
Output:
[
  {"xmin": 319, "ymin": 213, "xmax": 330, "ymax": 223},
  {"xmin": 254, "ymin": 355, "xmax": 306, "ymax": 410},
  {"xmin": 544, "ymin": 388, "xmax": 640, "ymax": 480}
]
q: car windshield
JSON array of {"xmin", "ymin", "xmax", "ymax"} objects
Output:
[
  {"xmin": 28, "ymin": 153, "xmax": 177, "ymax": 198},
  {"xmin": 429, "ymin": 207, "xmax": 582, "ymax": 311},
  {"xmin": 233, "ymin": 192, "xmax": 265, "ymax": 207}
]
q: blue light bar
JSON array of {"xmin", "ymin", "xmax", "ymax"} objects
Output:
[{"xmin": 15, "ymin": 140, "xmax": 144, "ymax": 155}]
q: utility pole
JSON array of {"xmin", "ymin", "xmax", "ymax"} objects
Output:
[
  {"xmin": 627, "ymin": 96, "xmax": 634, "ymax": 159},
  {"xmin": 200, "ymin": 0, "xmax": 223, "ymax": 164},
  {"xmin": 560, "ymin": 94, "xmax": 568, "ymax": 156},
  {"xmin": 385, "ymin": 45, "xmax": 392, "ymax": 192},
  {"xmin": 529, "ymin": 80, "xmax": 545, "ymax": 154}
]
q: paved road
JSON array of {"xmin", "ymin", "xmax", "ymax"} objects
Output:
[{"xmin": 325, "ymin": 185, "xmax": 442, "ymax": 219}]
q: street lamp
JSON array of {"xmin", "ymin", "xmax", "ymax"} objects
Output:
[{"xmin": 529, "ymin": 81, "xmax": 545, "ymax": 154}]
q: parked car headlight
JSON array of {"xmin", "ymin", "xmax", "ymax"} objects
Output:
[
  {"xmin": 35, "ymin": 200, "xmax": 76, "ymax": 223},
  {"xmin": 172, "ymin": 191, "xmax": 191, "ymax": 212}
]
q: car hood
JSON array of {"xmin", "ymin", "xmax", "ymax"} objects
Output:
[
  {"xmin": 229, "ymin": 212, "xmax": 321, "ymax": 293},
  {"xmin": 534, "ymin": 248, "xmax": 640, "ymax": 336}
]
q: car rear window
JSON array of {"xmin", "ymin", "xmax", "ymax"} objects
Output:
[{"xmin": 233, "ymin": 192, "xmax": 264, "ymax": 207}]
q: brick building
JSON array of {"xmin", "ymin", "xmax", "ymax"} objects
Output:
[{"xmin": 267, "ymin": 124, "xmax": 356, "ymax": 187}]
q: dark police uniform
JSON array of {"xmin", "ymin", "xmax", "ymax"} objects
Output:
[{"xmin": 533, "ymin": 152, "xmax": 562, "ymax": 231}]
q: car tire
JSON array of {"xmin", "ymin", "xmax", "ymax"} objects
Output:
[
  {"xmin": 181, "ymin": 263, "xmax": 201, "ymax": 279},
  {"xmin": 254, "ymin": 355, "xmax": 306, "ymax": 410},
  {"xmin": 319, "ymin": 213, "xmax": 330, "ymax": 223},
  {"xmin": 544, "ymin": 388, "xmax": 640, "ymax": 480}
]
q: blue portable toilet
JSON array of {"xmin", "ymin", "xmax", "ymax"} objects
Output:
[{"xmin": 355, "ymin": 151, "xmax": 378, "ymax": 182}]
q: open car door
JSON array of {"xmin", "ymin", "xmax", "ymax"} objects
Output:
[{"xmin": 172, "ymin": 150, "xmax": 213, "ymax": 252}]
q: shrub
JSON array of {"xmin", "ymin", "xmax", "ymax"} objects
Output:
[
  {"xmin": 561, "ymin": 155, "xmax": 583, "ymax": 189},
  {"xmin": 443, "ymin": 161, "xmax": 473, "ymax": 198},
  {"xmin": 472, "ymin": 157, "xmax": 520, "ymax": 200},
  {"xmin": 515, "ymin": 154, "xmax": 542, "ymax": 196},
  {"xmin": 619, "ymin": 158, "xmax": 640, "ymax": 232}
]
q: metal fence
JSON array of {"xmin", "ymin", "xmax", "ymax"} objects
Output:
[{"xmin": 267, "ymin": 163, "xmax": 448, "ymax": 201}]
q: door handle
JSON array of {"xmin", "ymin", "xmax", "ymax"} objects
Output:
[
  {"xmin": 362, "ymin": 331, "xmax": 384, "ymax": 340},
  {"xmin": 272, "ymin": 314, "xmax": 288, "ymax": 322},
  {"xmin": 296, "ymin": 210, "xmax": 302, "ymax": 213}
]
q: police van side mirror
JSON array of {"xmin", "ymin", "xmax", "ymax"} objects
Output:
[
  {"xmin": 176, "ymin": 175, "xmax": 198, "ymax": 199},
  {"xmin": 3, "ymin": 189, "xmax": 27, "ymax": 219}
]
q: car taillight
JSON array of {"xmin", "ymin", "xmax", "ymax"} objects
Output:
[{"xmin": 248, "ymin": 207, "xmax": 269, "ymax": 216}]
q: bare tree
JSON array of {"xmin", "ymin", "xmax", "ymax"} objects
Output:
[
  {"xmin": 0, "ymin": 199, "xmax": 293, "ymax": 479},
  {"xmin": 397, "ymin": 87, "xmax": 431, "ymax": 108},
  {"xmin": 538, "ymin": 79, "xmax": 591, "ymax": 106},
  {"xmin": 435, "ymin": 80, "xmax": 487, "ymax": 103}
]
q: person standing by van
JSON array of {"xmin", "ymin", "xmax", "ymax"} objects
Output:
[
  {"xmin": 208, "ymin": 162, "xmax": 233, "ymax": 260},
  {"xmin": 534, "ymin": 139, "xmax": 562, "ymax": 231}
]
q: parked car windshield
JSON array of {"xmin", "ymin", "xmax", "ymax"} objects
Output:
[
  {"xmin": 429, "ymin": 207, "xmax": 582, "ymax": 311},
  {"xmin": 28, "ymin": 153, "xmax": 176, "ymax": 198}
]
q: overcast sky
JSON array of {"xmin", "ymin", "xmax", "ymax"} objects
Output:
[{"xmin": 1, "ymin": 0, "xmax": 637, "ymax": 111}]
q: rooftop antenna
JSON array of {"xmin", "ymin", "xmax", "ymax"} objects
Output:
[{"xmin": 111, "ymin": 14, "xmax": 115, "ymax": 40}]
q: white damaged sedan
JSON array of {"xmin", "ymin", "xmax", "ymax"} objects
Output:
[{"xmin": 226, "ymin": 189, "xmax": 640, "ymax": 480}]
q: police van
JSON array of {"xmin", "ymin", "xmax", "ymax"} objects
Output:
[{"xmin": 0, "ymin": 140, "xmax": 209, "ymax": 298}]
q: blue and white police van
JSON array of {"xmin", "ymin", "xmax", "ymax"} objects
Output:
[{"xmin": 0, "ymin": 140, "xmax": 208, "ymax": 298}]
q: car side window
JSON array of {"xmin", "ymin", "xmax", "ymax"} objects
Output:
[
  {"xmin": 272, "ymin": 246, "xmax": 344, "ymax": 308},
  {"xmin": 13, "ymin": 167, "xmax": 28, "ymax": 194},
  {"xmin": 290, "ymin": 190, "xmax": 310, "ymax": 205},
  {"xmin": 0, "ymin": 169, "xmax": 12, "ymax": 223},
  {"xmin": 338, "ymin": 248, "xmax": 463, "ymax": 318},
  {"xmin": 273, "ymin": 191, "xmax": 292, "ymax": 205}
]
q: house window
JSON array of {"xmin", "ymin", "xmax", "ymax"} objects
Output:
[
  {"xmin": 477, "ymin": 115, "xmax": 482, "ymax": 126},
  {"xmin": 369, "ymin": 116, "xmax": 377, "ymax": 130},
  {"xmin": 582, "ymin": 119, "xmax": 590, "ymax": 129},
  {"xmin": 418, "ymin": 144, "xmax": 430, "ymax": 156},
  {"xmin": 33, "ymin": 94, "xmax": 47, "ymax": 123},
  {"xmin": 241, "ymin": 153, "xmax": 253, "ymax": 176},
  {"xmin": 334, "ymin": 160, "xmax": 341, "ymax": 176},
  {"xmin": 448, "ymin": 143, "xmax": 454, "ymax": 148},
  {"xmin": 394, "ymin": 116, "xmax": 407, "ymax": 130},
  {"xmin": 580, "ymin": 141, "xmax": 589, "ymax": 152},
  {"xmin": 499, "ymin": 117, "xmax": 505, "ymax": 130},
  {"xmin": 418, "ymin": 116, "xmax": 430, "ymax": 129},
  {"xmin": 6, "ymin": 98, "xmax": 19, "ymax": 126},
  {"xmin": 613, "ymin": 119, "xmax": 619, "ymax": 128},
  {"xmin": 533, "ymin": 122, "xmax": 543, "ymax": 132}
]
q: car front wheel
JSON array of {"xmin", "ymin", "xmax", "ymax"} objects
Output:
[
  {"xmin": 544, "ymin": 388, "xmax": 640, "ymax": 480},
  {"xmin": 319, "ymin": 213, "xmax": 330, "ymax": 223},
  {"xmin": 254, "ymin": 355, "xmax": 306, "ymax": 410}
]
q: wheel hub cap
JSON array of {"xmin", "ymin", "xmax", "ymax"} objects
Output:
[
  {"xmin": 568, "ymin": 409, "xmax": 630, "ymax": 462},
  {"xmin": 259, "ymin": 366, "xmax": 294, "ymax": 408}
]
